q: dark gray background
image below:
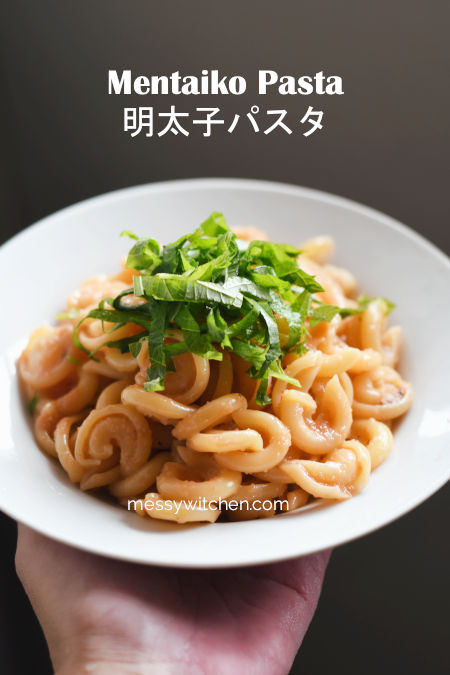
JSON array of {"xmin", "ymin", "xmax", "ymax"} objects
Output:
[{"xmin": 1, "ymin": 2, "xmax": 449, "ymax": 674}]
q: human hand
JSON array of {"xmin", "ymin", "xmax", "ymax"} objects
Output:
[{"xmin": 16, "ymin": 524, "xmax": 330, "ymax": 675}]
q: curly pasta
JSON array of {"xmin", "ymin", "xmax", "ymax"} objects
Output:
[
  {"xmin": 281, "ymin": 439, "xmax": 371, "ymax": 500},
  {"xmin": 19, "ymin": 230, "xmax": 413, "ymax": 524},
  {"xmin": 279, "ymin": 375, "xmax": 353, "ymax": 454}
]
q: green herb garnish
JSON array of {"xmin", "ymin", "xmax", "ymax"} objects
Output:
[
  {"xmin": 56, "ymin": 308, "xmax": 80, "ymax": 320},
  {"xmin": 74, "ymin": 213, "xmax": 393, "ymax": 405},
  {"xmin": 66, "ymin": 355, "xmax": 83, "ymax": 366},
  {"xmin": 308, "ymin": 295, "xmax": 395, "ymax": 327},
  {"xmin": 28, "ymin": 393, "xmax": 38, "ymax": 415}
]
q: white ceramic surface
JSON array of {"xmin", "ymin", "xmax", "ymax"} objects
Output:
[{"xmin": 1, "ymin": 178, "xmax": 449, "ymax": 568}]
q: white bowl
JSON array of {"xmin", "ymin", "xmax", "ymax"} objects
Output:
[{"xmin": 1, "ymin": 178, "xmax": 449, "ymax": 568}]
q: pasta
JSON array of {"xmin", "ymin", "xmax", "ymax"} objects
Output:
[{"xmin": 18, "ymin": 214, "xmax": 413, "ymax": 525}]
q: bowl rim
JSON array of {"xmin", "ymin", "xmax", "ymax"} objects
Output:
[{"xmin": 2, "ymin": 177, "xmax": 450, "ymax": 270}]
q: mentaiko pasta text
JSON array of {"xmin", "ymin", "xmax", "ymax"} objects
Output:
[
  {"xmin": 109, "ymin": 70, "xmax": 343, "ymax": 139},
  {"xmin": 108, "ymin": 70, "xmax": 344, "ymax": 96}
]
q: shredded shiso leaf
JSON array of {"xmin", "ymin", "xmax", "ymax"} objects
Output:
[{"xmin": 74, "ymin": 213, "xmax": 393, "ymax": 405}]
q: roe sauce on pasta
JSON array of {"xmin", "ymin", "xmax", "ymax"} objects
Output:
[{"xmin": 18, "ymin": 214, "xmax": 413, "ymax": 524}]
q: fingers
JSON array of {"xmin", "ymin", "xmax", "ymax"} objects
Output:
[
  {"xmin": 251, "ymin": 548, "xmax": 331, "ymax": 619},
  {"xmin": 15, "ymin": 524, "xmax": 332, "ymax": 675},
  {"xmin": 266, "ymin": 549, "xmax": 331, "ymax": 604},
  {"xmin": 15, "ymin": 523, "xmax": 49, "ymax": 592},
  {"xmin": 247, "ymin": 549, "xmax": 332, "ymax": 671},
  {"xmin": 15, "ymin": 524, "xmax": 71, "ymax": 670}
]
